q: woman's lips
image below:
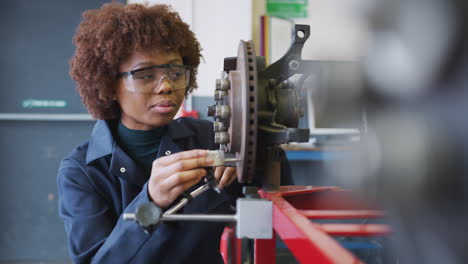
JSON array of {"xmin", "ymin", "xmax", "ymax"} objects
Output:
[{"xmin": 150, "ymin": 101, "xmax": 177, "ymax": 114}]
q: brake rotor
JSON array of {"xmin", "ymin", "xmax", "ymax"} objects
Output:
[{"xmin": 227, "ymin": 41, "xmax": 258, "ymax": 183}]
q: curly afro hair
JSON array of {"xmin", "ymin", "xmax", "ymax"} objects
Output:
[{"xmin": 70, "ymin": 3, "xmax": 202, "ymax": 119}]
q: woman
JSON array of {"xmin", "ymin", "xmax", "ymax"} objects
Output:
[{"xmin": 58, "ymin": 3, "xmax": 238, "ymax": 263}]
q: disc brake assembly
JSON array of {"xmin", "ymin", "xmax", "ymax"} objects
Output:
[{"xmin": 208, "ymin": 24, "xmax": 313, "ymax": 189}]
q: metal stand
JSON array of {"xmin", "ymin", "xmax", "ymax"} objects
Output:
[{"xmin": 124, "ymin": 185, "xmax": 273, "ymax": 240}]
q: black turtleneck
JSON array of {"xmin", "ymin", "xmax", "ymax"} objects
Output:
[{"xmin": 116, "ymin": 121, "xmax": 166, "ymax": 174}]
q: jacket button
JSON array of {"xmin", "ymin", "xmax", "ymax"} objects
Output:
[
  {"xmin": 120, "ymin": 167, "xmax": 126, "ymax": 173},
  {"xmin": 165, "ymin": 150, "xmax": 171, "ymax": 156}
]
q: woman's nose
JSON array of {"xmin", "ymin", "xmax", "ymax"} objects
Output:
[{"xmin": 154, "ymin": 75, "xmax": 172, "ymax": 94}]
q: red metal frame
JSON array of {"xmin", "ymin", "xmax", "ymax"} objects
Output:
[
  {"xmin": 220, "ymin": 226, "xmax": 241, "ymax": 264},
  {"xmin": 255, "ymin": 186, "xmax": 390, "ymax": 264},
  {"xmin": 220, "ymin": 186, "xmax": 390, "ymax": 264}
]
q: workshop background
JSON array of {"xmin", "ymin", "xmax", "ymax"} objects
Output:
[
  {"xmin": 2, "ymin": 0, "xmax": 467, "ymax": 263},
  {"xmin": 0, "ymin": 0, "xmax": 364, "ymax": 262}
]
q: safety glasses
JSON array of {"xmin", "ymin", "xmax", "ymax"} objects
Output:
[{"xmin": 117, "ymin": 64, "xmax": 190, "ymax": 93}]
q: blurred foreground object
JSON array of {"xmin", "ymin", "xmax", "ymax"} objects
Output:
[{"xmin": 330, "ymin": 0, "xmax": 468, "ymax": 263}]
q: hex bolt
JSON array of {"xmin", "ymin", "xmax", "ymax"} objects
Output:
[
  {"xmin": 215, "ymin": 105, "xmax": 231, "ymax": 119},
  {"xmin": 214, "ymin": 121, "xmax": 227, "ymax": 132},
  {"xmin": 216, "ymin": 79, "xmax": 230, "ymax": 91},
  {"xmin": 215, "ymin": 90, "xmax": 228, "ymax": 101},
  {"xmin": 214, "ymin": 91, "xmax": 221, "ymax": 101},
  {"xmin": 215, "ymin": 132, "xmax": 230, "ymax": 144}
]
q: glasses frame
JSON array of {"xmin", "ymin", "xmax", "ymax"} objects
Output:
[{"xmin": 117, "ymin": 63, "xmax": 191, "ymax": 94}]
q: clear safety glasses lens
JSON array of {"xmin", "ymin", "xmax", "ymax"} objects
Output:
[{"xmin": 124, "ymin": 66, "xmax": 189, "ymax": 94}]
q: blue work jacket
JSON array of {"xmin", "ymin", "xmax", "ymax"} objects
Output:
[{"xmin": 57, "ymin": 118, "xmax": 241, "ymax": 264}]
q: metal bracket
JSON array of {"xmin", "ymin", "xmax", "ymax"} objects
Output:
[{"xmin": 259, "ymin": 24, "xmax": 311, "ymax": 83}]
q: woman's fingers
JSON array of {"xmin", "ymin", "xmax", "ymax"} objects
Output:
[
  {"xmin": 162, "ymin": 168, "xmax": 207, "ymax": 191},
  {"xmin": 217, "ymin": 167, "xmax": 237, "ymax": 189},
  {"xmin": 214, "ymin": 166, "xmax": 225, "ymax": 181},
  {"xmin": 168, "ymin": 176, "xmax": 205, "ymax": 199},
  {"xmin": 149, "ymin": 149, "xmax": 211, "ymax": 208},
  {"xmin": 149, "ymin": 150, "xmax": 240, "ymax": 208},
  {"xmin": 227, "ymin": 169, "xmax": 237, "ymax": 185},
  {"xmin": 151, "ymin": 168, "xmax": 206, "ymax": 208},
  {"xmin": 153, "ymin": 149, "xmax": 208, "ymax": 167},
  {"xmin": 157, "ymin": 156, "xmax": 213, "ymax": 179}
]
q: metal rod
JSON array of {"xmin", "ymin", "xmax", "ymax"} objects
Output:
[
  {"xmin": 0, "ymin": 113, "xmax": 94, "ymax": 121},
  {"xmin": 165, "ymin": 184, "xmax": 211, "ymax": 214},
  {"xmin": 224, "ymin": 158, "xmax": 240, "ymax": 162},
  {"xmin": 122, "ymin": 213, "xmax": 135, "ymax": 221},
  {"xmin": 161, "ymin": 214, "xmax": 236, "ymax": 222}
]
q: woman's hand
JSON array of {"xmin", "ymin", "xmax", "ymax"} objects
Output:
[
  {"xmin": 213, "ymin": 166, "xmax": 237, "ymax": 190},
  {"xmin": 148, "ymin": 149, "xmax": 213, "ymax": 208}
]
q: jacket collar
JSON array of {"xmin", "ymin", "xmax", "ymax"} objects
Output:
[
  {"xmin": 86, "ymin": 119, "xmax": 194, "ymax": 165},
  {"xmin": 86, "ymin": 120, "xmax": 114, "ymax": 164}
]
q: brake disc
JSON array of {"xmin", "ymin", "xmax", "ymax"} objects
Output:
[{"xmin": 227, "ymin": 41, "xmax": 258, "ymax": 183}]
